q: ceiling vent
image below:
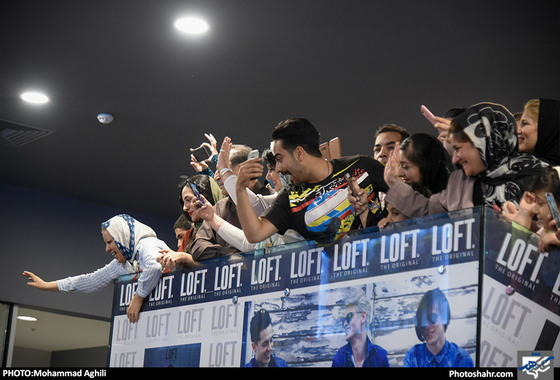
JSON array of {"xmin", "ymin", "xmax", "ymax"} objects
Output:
[{"xmin": 0, "ymin": 119, "xmax": 54, "ymax": 148}]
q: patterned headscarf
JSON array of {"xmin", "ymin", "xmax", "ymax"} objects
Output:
[
  {"xmin": 101, "ymin": 214, "xmax": 157, "ymax": 261},
  {"xmin": 453, "ymin": 102, "xmax": 548, "ymax": 207},
  {"xmin": 534, "ymin": 99, "xmax": 560, "ymax": 166}
]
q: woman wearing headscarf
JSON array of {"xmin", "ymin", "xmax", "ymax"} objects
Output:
[
  {"xmin": 157, "ymin": 174, "xmax": 226, "ymax": 269},
  {"xmin": 518, "ymin": 98, "xmax": 560, "ymax": 165},
  {"xmin": 23, "ymin": 214, "xmax": 169, "ymax": 323},
  {"xmin": 176, "ymin": 174, "xmax": 225, "ymax": 253},
  {"xmin": 383, "ymin": 102, "xmax": 549, "ymax": 218}
]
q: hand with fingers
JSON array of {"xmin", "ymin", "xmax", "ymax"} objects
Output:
[{"xmin": 383, "ymin": 141, "xmax": 402, "ymax": 188}]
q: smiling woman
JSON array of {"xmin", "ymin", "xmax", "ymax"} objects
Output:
[
  {"xmin": 518, "ymin": 98, "xmax": 560, "ymax": 165},
  {"xmin": 398, "ymin": 133, "xmax": 453, "ymax": 194},
  {"xmin": 22, "ymin": 214, "xmax": 169, "ymax": 324},
  {"xmin": 384, "ymin": 103, "xmax": 549, "ymax": 218}
]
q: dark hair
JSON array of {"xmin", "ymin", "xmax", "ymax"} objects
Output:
[
  {"xmin": 271, "ymin": 118, "xmax": 322, "ymax": 157},
  {"xmin": 444, "ymin": 107, "xmax": 466, "ymax": 119},
  {"xmin": 178, "ymin": 174, "xmax": 215, "ymax": 220},
  {"xmin": 528, "ymin": 167, "xmax": 560, "ymax": 204},
  {"xmin": 448, "ymin": 119, "xmax": 471, "ymax": 143},
  {"xmin": 262, "ymin": 148, "xmax": 276, "ymax": 167},
  {"xmin": 400, "ymin": 133, "xmax": 453, "ymax": 194},
  {"xmin": 414, "ymin": 288, "xmax": 450, "ymax": 342},
  {"xmin": 173, "ymin": 214, "xmax": 192, "ymax": 230},
  {"xmin": 249, "ymin": 309, "xmax": 272, "ymax": 344},
  {"xmin": 374, "ymin": 123, "xmax": 410, "ymax": 141}
]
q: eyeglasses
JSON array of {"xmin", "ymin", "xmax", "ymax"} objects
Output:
[
  {"xmin": 417, "ymin": 312, "xmax": 448, "ymax": 327},
  {"xmin": 343, "ymin": 311, "xmax": 364, "ymax": 324}
]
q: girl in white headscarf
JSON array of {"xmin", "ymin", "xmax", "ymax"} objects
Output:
[{"xmin": 23, "ymin": 214, "xmax": 169, "ymax": 323}]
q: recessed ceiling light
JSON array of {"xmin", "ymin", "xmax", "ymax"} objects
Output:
[
  {"xmin": 17, "ymin": 315, "xmax": 38, "ymax": 322},
  {"xmin": 174, "ymin": 17, "xmax": 210, "ymax": 34},
  {"xmin": 20, "ymin": 91, "xmax": 50, "ymax": 105}
]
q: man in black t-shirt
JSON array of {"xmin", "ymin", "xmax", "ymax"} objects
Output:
[{"xmin": 235, "ymin": 118, "xmax": 388, "ymax": 245}]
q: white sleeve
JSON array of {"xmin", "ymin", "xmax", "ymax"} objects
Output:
[
  {"xmin": 216, "ymin": 221, "xmax": 257, "ymax": 252},
  {"xmin": 56, "ymin": 259, "xmax": 129, "ymax": 293},
  {"xmin": 223, "ymin": 175, "xmax": 276, "ymax": 216},
  {"xmin": 134, "ymin": 237, "xmax": 166, "ymax": 298}
]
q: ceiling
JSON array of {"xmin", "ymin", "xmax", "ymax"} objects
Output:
[
  {"xmin": 14, "ymin": 307, "xmax": 110, "ymax": 354},
  {"xmin": 1, "ymin": 0, "xmax": 559, "ymax": 223}
]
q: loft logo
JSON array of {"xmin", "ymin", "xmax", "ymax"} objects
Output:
[{"xmin": 518, "ymin": 351, "xmax": 554, "ymax": 380}]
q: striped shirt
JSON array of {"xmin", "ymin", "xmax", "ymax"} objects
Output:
[{"xmin": 57, "ymin": 237, "xmax": 167, "ymax": 298}]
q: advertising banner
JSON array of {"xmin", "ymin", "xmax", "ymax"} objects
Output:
[
  {"xmin": 481, "ymin": 208, "xmax": 560, "ymax": 372},
  {"xmin": 109, "ymin": 208, "xmax": 482, "ymax": 367}
]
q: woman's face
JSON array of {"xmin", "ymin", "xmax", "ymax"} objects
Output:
[
  {"xmin": 449, "ymin": 135, "xmax": 486, "ymax": 177},
  {"xmin": 182, "ymin": 186, "xmax": 202, "ymax": 222},
  {"xmin": 102, "ymin": 229, "xmax": 126, "ymax": 263},
  {"xmin": 398, "ymin": 150, "xmax": 422, "ymax": 185},
  {"xmin": 517, "ymin": 110, "xmax": 538, "ymax": 153},
  {"xmin": 266, "ymin": 164, "xmax": 283, "ymax": 192}
]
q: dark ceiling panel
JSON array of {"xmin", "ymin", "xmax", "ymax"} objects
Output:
[{"xmin": 1, "ymin": 0, "xmax": 559, "ymax": 219}]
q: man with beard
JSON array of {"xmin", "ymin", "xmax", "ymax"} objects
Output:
[{"xmin": 235, "ymin": 118, "xmax": 387, "ymax": 245}]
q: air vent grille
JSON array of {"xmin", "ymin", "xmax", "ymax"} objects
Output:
[{"xmin": 0, "ymin": 119, "xmax": 54, "ymax": 148}]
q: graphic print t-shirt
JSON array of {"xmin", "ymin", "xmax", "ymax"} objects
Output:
[{"xmin": 262, "ymin": 155, "xmax": 388, "ymax": 244}]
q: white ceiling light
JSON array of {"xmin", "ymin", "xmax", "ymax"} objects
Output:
[
  {"xmin": 17, "ymin": 315, "xmax": 38, "ymax": 322},
  {"xmin": 20, "ymin": 91, "xmax": 50, "ymax": 105},
  {"xmin": 174, "ymin": 17, "xmax": 210, "ymax": 34}
]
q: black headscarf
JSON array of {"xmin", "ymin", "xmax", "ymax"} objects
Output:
[
  {"xmin": 534, "ymin": 99, "xmax": 560, "ymax": 165},
  {"xmin": 453, "ymin": 102, "xmax": 549, "ymax": 208}
]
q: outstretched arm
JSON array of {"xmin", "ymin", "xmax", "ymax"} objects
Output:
[{"xmin": 22, "ymin": 271, "xmax": 59, "ymax": 291}]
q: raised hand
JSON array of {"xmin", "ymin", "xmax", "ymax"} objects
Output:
[{"xmin": 383, "ymin": 141, "xmax": 401, "ymax": 187}]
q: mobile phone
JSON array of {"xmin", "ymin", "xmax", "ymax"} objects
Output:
[
  {"xmin": 248, "ymin": 149, "xmax": 260, "ymax": 160},
  {"xmin": 545, "ymin": 192, "xmax": 560, "ymax": 226},
  {"xmin": 247, "ymin": 149, "xmax": 262, "ymax": 180},
  {"xmin": 420, "ymin": 105, "xmax": 438, "ymax": 126},
  {"xmin": 329, "ymin": 137, "xmax": 341, "ymax": 159},
  {"xmin": 191, "ymin": 145, "xmax": 212, "ymax": 162},
  {"xmin": 188, "ymin": 182, "xmax": 205, "ymax": 207},
  {"xmin": 344, "ymin": 173, "xmax": 356, "ymax": 196}
]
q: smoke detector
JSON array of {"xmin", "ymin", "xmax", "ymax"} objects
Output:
[{"xmin": 97, "ymin": 113, "xmax": 114, "ymax": 124}]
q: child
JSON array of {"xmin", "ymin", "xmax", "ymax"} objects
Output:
[
  {"xmin": 506, "ymin": 166, "xmax": 560, "ymax": 252},
  {"xmin": 379, "ymin": 184, "xmax": 432, "ymax": 229}
]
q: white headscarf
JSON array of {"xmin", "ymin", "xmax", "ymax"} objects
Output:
[{"xmin": 101, "ymin": 214, "xmax": 156, "ymax": 261}]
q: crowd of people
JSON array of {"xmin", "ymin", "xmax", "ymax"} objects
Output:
[
  {"xmin": 22, "ymin": 98, "xmax": 560, "ymax": 367},
  {"xmin": 163, "ymin": 99, "xmax": 559, "ymax": 260}
]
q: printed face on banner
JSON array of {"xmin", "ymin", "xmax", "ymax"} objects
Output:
[{"xmin": 108, "ymin": 207, "xmax": 560, "ymax": 368}]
